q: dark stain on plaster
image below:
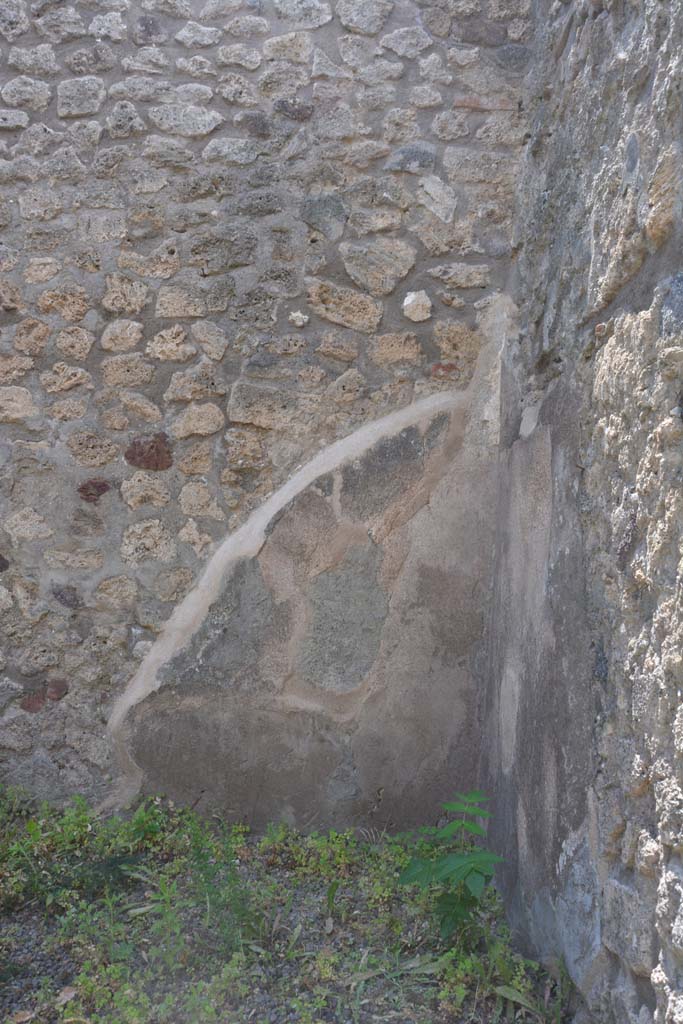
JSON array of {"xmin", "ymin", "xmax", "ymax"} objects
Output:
[
  {"xmin": 157, "ymin": 559, "xmax": 287, "ymax": 695},
  {"xmin": 340, "ymin": 426, "xmax": 424, "ymax": 520}
]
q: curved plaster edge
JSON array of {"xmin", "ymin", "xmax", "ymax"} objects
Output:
[
  {"xmin": 104, "ymin": 292, "xmax": 518, "ymax": 812},
  {"xmin": 104, "ymin": 388, "xmax": 466, "ymax": 809}
]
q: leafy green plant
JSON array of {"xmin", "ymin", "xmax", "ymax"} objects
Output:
[{"xmin": 399, "ymin": 791, "xmax": 502, "ymax": 938}]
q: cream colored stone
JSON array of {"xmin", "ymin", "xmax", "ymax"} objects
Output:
[
  {"xmin": 56, "ymin": 326, "xmax": 95, "ymax": 361},
  {"xmin": 179, "ymin": 481, "xmax": 225, "ymax": 520},
  {"xmin": 121, "ymin": 471, "xmax": 171, "ymax": 509},
  {"xmin": 307, "ymin": 279, "xmax": 383, "ymax": 333},
  {"xmin": 121, "ymin": 519, "xmax": 177, "ymax": 564},
  {"xmin": 102, "ymin": 353, "xmax": 154, "ymax": 387},
  {"xmin": 177, "ymin": 441, "xmax": 214, "ymax": 475},
  {"xmin": 402, "ymin": 290, "xmax": 432, "ymax": 321},
  {"xmin": 4, "ymin": 507, "xmax": 53, "ymax": 544},
  {"xmin": 429, "ymin": 262, "xmax": 491, "ymax": 288},
  {"xmin": 325, "ymin": 367, "xmax": 366, "ymax": 404},
  {"xmin": 171, "ymin": 401, "xmax": 224, "ymax": 439},
  {"xmin": 190, "ymin": 322, "xmax": 229, "ymax": 361},
  {"xmin": 37, "ymin": 285, "xmax": 89, "ymax": 322},
  {"xmin": 119, "ymin": 390, "xmax": 162, "ymax": 423},
  {"xmin": 0, "ymin": 355, "xmax": 33, "ymax": 384},
  {"xmin": 101, "ymin": 319, "xmax": 144, "ymax": 352},
  {"xmin": 263, "ymin": 31, "xmax": 313, "ymax": 63},
  {"xmin": 102, "ymin": 274, "xmax": 149, "ymax": 315},
  {"xmin": 178, "ymin": 517, "xmax": 213, "ymax": 556},
  {"xmin": 23, "ymin": 258, "xmax": 60, "ymax": 284},
  {"xmin": 156, "ymin": 286, "xmax": 206, "ymax": 318},
  {"xmin": 95, "ymin": 575, "xmax": 138, "ymax": 610},
  {"xmin": 51, "ymin": 397, "xmax": 88, "ymax": 420},
  {"xmin": 43, "ymin": 549, "xmax": 104, "ymax": 569},
  {"xmin": 118, "ymin": 240, "xmax": 181, "ymax": 279},
  {"xmin": 370, "ymin": 332, "xmax": 422, "ymax": 365},
  {"xmin": 146, "ymin": 325, "xmax": 196, "ymax": 361},
  {"xmin": 40, "ymin": 362, "xmax": 93, "ymax": 393},
  {"xmin": 0, "ymin": 386, "xmax": 39, "ymax": 422},
  {"xmin": 67, "ymin": 431, "xmax": 118, "ymax": 466},
  {"xmin": 14, "ymin": 318, "xmax": 50, "ymax": 356}
]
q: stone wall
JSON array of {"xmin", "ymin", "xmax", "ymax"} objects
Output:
[
  {"xmin": 487, "ymin": 0, "xmax": 683, "ymax": 1020},
  {"xmin": 5, "ymin": 0, "xmax": 682, "ymax": 1019},
  {"xmin": 0, "ymin": 0, "xmax": 526, "ymax": 806}
]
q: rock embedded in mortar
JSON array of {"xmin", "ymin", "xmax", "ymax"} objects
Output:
[{"xmin": 402, "ymin": 290, "xmax": 432, "ymax": 322}]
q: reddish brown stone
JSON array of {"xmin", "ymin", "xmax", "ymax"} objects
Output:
[
  {"xmin": 78, "ymin": 478, "xmax": 111, "ymax": 504},
  {"xmin": 124, "ymin": 432, "xmax": 173, "ymax": 471},
  {"xmin": 46, "ymin": 679, "xmax": 69, "ymax": 702},
  {"xmin": 20, "ymin": 686, "xmax": 46, "ymax": 713}
]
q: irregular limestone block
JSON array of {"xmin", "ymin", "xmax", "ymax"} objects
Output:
[
  {"xmin": 339, "ymin": 238, "xmax": 416, "ymax": 296},
  {"xmin": 307, "ymin": 278, "xmax": 383, "ymax": 333},
  {"xmin": 402, "ymin": 290, "xmax": 432, "ymax": 321},
  {"xmin": 0, "ymin": 385, "xmax": 38, "ymax": 421},
  {"xmin": 57, "ymin": 76, "xmax": 106, "ymax": 117}
]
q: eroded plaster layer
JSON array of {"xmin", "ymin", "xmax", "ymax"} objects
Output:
[{"xmin": 110, "ymin": 302, "xmax": 508, "ymax": 825}]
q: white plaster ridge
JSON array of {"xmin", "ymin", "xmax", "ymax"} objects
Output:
[{"xmin": 105, "ymin": 389, "xmax": 467, "ymax": 807}]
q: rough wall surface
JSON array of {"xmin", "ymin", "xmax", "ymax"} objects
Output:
[
  {"xmin": 3, "ymin": 0, "xmax": 683, "ymax": 1020},
  {"xmin": 488, "ymin": 0, "xmax": 683, "ymax": 1020},
  {"xmin": 0, "ymin": 0, "xmax": 525, "ymax": 803}
]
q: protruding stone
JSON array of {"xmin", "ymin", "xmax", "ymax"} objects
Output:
[
  {"xmin": 339, "ymin": 238, "xmax": 416, "ymax": 296},
  {"xmin": 14, "ymin": 318, "xmax": 50, "ymax": 356},
  {"xmin": 57, "ymin": 77, "xmax": 106, "ymax": 117},
  {"xmin": 380, "ymin": 26, "xmax": 432, "ymax": 57},
  {"xmin": 102, "ymin": 275, "xmax": 149, "ymax": 315},
  {"xmin": 101, "ymin": 320, "xmax": 144, "ymax": 352},
  {"xmin": 402, "ymin": 290, "xmax": 432, "ymax": 321},
  {"xmin": 121, "ymin": 471, "xmax": 171, "ymax": 508},
  {"xmin": 175, "ymin": 22, "xmax": 222, "ymax": 47},
  {"xmin": 202, "ymin": 137, "xmax": 259, "ymax": 164},
  {"xmin": 307, "ymin": 279, "xmax": 383, "ymax": 333},
  {"xmin": 0, "ymin": 385, "xmax": 38, "ymax": 422},
  {"xmin": 1, "ymin": 76, "xmax": 52, "ymax": 111},
  {"xmin": 102, "ymin": 353, "xmax": 154, "ymax": 387},
  {"xmin": 40, "ymin": 363, "xmax": 93, "ymax": 393},
  {"xmin": 56, "ymin": 327, "xmax": 94, "ymax": 360},
  {"xmin": 416, "ymin": 175, "xmax": 458, "ymax": 223},
  {"xmin": 0, "ymin": 0, "xmax": 29, "ymax": 42},
  {"xmin": 67, "ymin": 431, "xmax": 118, "ymax": 466},
  {"xmin": 148, "ymin": 104, "xmax": 224, "ymax": 137},
  {"xmin": 171, "ymin": 402, "xmax": 225, "ymax": 439},
  {"xmin": 273, "ymin": 0, "xmax": 332, "ymax": 29},
  {"xmin": 4, "ymin": 507, "xmax": 53, "ymax": 543},
  {"xmin": 121, "ymin": 519, "xmax": 176, "ymax": 564},
  {"xmin": 337, "ymin": 0, "xmax": 393, "ymax": 34},
  {"xmin": 0, "ymin": 108, "xmax": 29, "ymax": 129}
]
